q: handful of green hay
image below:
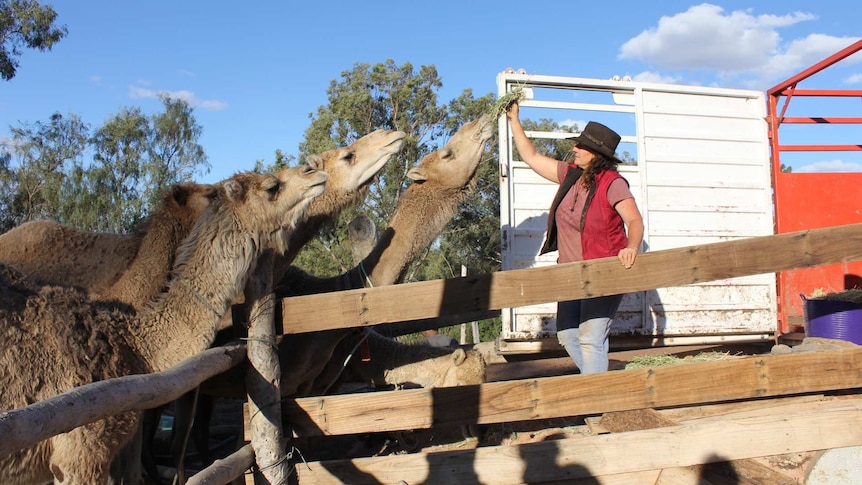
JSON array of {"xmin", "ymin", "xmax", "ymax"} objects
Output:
[
  {"xmin": 491, "ymin": 87, "xmax": 527, "ymax": 119},
  {"xmin": 623, "ymin": 351, "xmax": 737, "ymax": 369}
]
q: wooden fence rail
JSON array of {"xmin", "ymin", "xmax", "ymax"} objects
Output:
[{"xmin": 280, "ymin": 222, "xmax": 862, "ymax": 333}]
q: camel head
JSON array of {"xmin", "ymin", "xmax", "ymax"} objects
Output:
[
  {"xmin": 155, "ymin": 182, "xmax": 220, "ymax": 234},
  {"xmin": 199, "ymin": 167, "xmax": 326, "ymax": 256},
  {"xmin": 305, "ymin": 129, "xmax": 406, "ymax": 217},
  {"xmin": 444, "ymin": 348, "xmax": 488, "ymax": 387},
  {"xmin": 168, "ymin": 182, "xmax": 220, "ymax": 223},
  {"xmin": 406, "ymin": 115, "xmax": 494, "ymax": 189}
]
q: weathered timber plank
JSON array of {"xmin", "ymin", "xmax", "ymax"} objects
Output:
[
  {"xmin": 281, "ymin": 222, "xmax": 862, "ymax": 333},
  {"xmin": 283, "ymin": 346, "xmax": 862, "ymax": 437},
  {"xmin": 587, "ymin": 393, "xmax": 829, "ymax": 434},
  {"xmin": 600, "ymin": 409, "xmax": 796, "ymax": 484},
  {"xmin": 294, "ymin": 398, "xmax": 862, "ymax": 485}
]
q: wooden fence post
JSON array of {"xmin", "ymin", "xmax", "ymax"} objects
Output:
[{"xmin": 244, "ymin": 250, "xmax": 289, "ymax": 484}]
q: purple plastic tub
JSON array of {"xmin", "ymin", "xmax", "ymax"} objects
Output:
[{"xmin": 803, "ymin": 295, "xmax": 862, "ymax": 345}]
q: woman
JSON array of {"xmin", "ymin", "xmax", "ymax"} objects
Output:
[{"xmin": 507, "ymin": 101, "xmax": 644, "ymax": 373}]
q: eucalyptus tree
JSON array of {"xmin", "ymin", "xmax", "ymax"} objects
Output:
[
  {"xmin": 0, "ymin": 97, "xmax": 209, "ymax": 233},
  {"xmin": 0, "ymin": 112, "xmax": 88, "ymax": 231},
  {"xmin": 0, "ymin": 0, "xmax": 67, "ymax": 80}
]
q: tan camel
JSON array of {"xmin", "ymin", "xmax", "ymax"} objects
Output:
[
  {"xmin": 0, "ymin": 183, "xmax": 217, "ymax": 296},
  {"xmin": 130, "ymin": 129, "xmax": 405, "ymax": 480},
  {"xmin": 0, "ymin": 167, "xmax": 327, "ymax": 484}
]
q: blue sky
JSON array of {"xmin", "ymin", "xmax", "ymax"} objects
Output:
[{"xmin": 2, "ymin": 1, "xmax": 861, "ymax": 183}]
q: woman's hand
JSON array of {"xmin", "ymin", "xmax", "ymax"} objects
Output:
[
  {"xmin": 506, "ymin": 100, "xmax": 520, "ymax": 120},
  {"xmin": 618, "ymin": 247, "xmax": 638, "ymax": 269}
]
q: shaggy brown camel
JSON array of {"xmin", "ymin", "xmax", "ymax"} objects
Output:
[
  {"xmin": 0, "ymin": 167, "xmax": 327, "ymax": 484},
  {"xmin": 0, "ymin": 183, "xmax": 217, "ymax": 296},
  {"xmin": 131, "ymin": 130, "xmax": 405, "ymax": 481}
]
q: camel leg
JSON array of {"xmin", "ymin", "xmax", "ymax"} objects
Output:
[
  {"xmin": 170, "ymin": 389, "xmax": 199, "ymax": 484},
  {"xmin": 190, "ymin": 394, "xmax": 216, "ymax": 466},
  {"xmin": 140, "ymin": 405, "xmax": 166, "ymax": 482},
  {"xmin": 110, "ymin": 425, "xmax": 145, "ymax": 484}
]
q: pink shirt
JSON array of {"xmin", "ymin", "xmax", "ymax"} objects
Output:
[{"xmin": 554, "ymin": 162, "xmax": 633, "ymax": 263}]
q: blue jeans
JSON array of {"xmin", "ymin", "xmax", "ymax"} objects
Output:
[{"xmin": 556, "ymin": 295, "xmax": 624, "ymax": 374}]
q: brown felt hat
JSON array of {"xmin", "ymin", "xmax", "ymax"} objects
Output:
[{"xmin": 566, "ymin": 121, "xmax": 624, "ymax": 164}]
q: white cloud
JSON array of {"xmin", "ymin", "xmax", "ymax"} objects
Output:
[
  {"xmin": 631, "ymin": 71, "xmax": 682, "ymax": 84},
  {"xmin": 795, "ymin": 159, "xmax": 862, "ymax": 173},
  {"xmin": 90, "ymin": 75, "xmax": 102, "ymax": 84},
  {"xmin": 558, "ymin": 119, "xmax": 589, "ymax": 132},
  {"xmin": 844, "ymin": 73, "xmax": 862, "ymax": 84},
  {"xmin": 618, "ymin": 3, "xmax": 860, "ymax": 85},
  {"xmin": 128, "ymin": 85, "xmax": 227, "ymax": 112}
]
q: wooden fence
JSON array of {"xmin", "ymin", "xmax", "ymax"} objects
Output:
[{"xmin": 3, "ymin": 223, "xmax": 862, "ymax": 483}]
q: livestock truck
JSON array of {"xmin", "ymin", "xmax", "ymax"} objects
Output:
[{"xmin": 495, "ymin": 40, "xmax": 862, "ymax": 358}]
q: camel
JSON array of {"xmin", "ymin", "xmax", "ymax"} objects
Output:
[
  {"xmin": 0, "ymin": 183, "xmax": 217, "ymax": 296},
  {"xmin": 124, "ymin": 130, "xmax": 405, "ymax": 479},
  {"xmin": 0, "ymin": 166, "xmax": 327, "ymax": 484}
]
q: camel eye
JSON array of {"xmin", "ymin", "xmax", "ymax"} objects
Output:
[
  {"xmin": 439, "ymin": 148, "xmax": 454, "ymax": 160},
  {"xmin": 340, "ymin": 150, "xmax": 355, "ymax": 165},
  {"xmin": 265, "ymin": 182, "xmax": 280, "ymax": 196}
]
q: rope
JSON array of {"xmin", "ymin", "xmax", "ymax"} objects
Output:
[
  {"xmin": 177, "ymin": 278, "xmax": 222, "ymax": 318},
  {"xmin": 240, "ymin": 336, "xmax": 280, "ymax": 353},
  {"xmin": 358, "ymin": 260, "xmax": 374, "ymax": 288},
  {"xmin": 320, "ymin": 330, "xmax": 369, "ymax": 395}
]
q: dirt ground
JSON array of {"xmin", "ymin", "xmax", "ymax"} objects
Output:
[{"xmin": 147, "ymin": 341, "xmax": 776, "ymax": 482}]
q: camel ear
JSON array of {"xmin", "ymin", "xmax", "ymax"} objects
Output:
[
  {"xmin": 170, "ymin": 184, "xmax": 190, "ymax": 206},
  {"xmin": 223, "ymin": 179, "xmax": 245, "ymax": 201},
  {"xmin": 450, "ymin": 348, "xmax": 467, "ymax": 365},
  {"xmin": 307, "ymin": 154, "xmax": 322, "ymax": 170},
  {"xmin": 407, "ymin": 167, "xmax": 428, "ymax": 182}
]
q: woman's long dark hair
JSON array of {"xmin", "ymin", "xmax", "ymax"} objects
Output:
[{"xmin": 564, "ymin": 150, "xmax": 619, "ymax": 189}]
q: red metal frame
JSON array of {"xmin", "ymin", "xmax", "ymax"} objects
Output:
[{"xmin": 767, "ymin": 39, "xmax": 862, "ymax": 336}]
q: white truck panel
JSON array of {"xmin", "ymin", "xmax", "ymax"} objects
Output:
[{"xmin": 498, "ymin": 72, "xmax": 776, "ymax": 350}]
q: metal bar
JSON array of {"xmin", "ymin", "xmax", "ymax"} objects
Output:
[
  {"xmin": 771, "ymin": 89, "xmax": 862, "ymax": 97},
  {"xmin": 777, "ymin": 144, "xmax": 862, "ymax": 152},
  {"xmin": 767, "ymin": 39, "xmax": 862, "ymax": 96},
  {"xmin": 780, "ymin": 117, "xmax": 862, "ymax": 124}
]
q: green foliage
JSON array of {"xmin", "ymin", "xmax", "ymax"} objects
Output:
[
  {"xmin": 0, "ymin": 97, "xmax": 210, "ymax": 233},
  {"xmin": 0, "ymin": 0, "xmax": 67, "ymax": 80},
  {"xmin": 0, "ymin": 112, "xmax": 88, "ymax": 232}
]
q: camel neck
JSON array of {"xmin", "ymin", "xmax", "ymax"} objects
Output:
[
  {"xmin": 361, "ymin": 183, "xmax": 465, "ymax": 287},
  {"xmin": 131, "ymin": 229, "xmax": 256, "ymax": 372}
]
